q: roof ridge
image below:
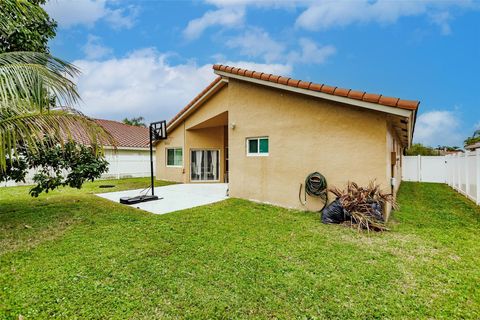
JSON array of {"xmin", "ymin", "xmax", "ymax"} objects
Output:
[{"xmin": 212, "ymin": 64, "xmax": 419, "ymax": 111}]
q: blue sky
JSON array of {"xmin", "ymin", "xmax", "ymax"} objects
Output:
[{"xmin": 43, "ymin": 0, "xmax": 480, "ymax": 147}]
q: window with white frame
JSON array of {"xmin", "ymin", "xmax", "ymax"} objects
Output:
[
  {"xmin": 246, "ymin": 137, "xmax": 269, "ymax": 156},
  {"xmin": 166, "ymin": 148, "xmax": 183, "ymax": 166}
]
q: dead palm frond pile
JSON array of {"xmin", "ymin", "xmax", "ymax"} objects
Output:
[{"xmin": 329, "ymin": 181, "xmax": 397, "ymax": 232}]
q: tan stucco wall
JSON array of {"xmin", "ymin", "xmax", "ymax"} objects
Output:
[
  {"xmin": 156, "ymin": 122, "xmax": 185, "ymax": 182},
  {"xmin": 227, "ymin": 79, "xmax": 389, "ymax": 211}
]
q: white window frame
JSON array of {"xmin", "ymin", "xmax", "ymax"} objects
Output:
[
  {"xmin": 166, "ymin": 147, "xmax": 183, "ymax": 167},
  {"xmin": 246, "ymin": 137, "xmax": 269, "ymax": 157}
]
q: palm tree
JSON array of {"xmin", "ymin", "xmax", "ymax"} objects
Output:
[{"xmin": 0, "ymin": 51, "xmax": 113, "ymax": 170}]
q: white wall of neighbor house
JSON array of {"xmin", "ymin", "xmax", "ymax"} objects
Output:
[
  {"xmin": 403, "ymin": 151, "xmax": 480, "ymax": 205},
  {"xmin": 102, "ymin": 148, "xmax": 155, "ymax": 179},
  {"xmin": 1, "ymin": 148, "xmax": 155, "ymax": 187}
]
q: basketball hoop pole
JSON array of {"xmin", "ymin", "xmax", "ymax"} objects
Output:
[
  {"xmin": 120, "ymin": 120, "xmax": 166, "ymax": 205},
  {"xmin": 149, "ymin": 123, "xmax": 155, "ymax": 196}
]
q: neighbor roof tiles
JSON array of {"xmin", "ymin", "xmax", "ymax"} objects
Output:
[{"xmin": 72, "ymin": 119, "xmax": 150, "ymax": 148}]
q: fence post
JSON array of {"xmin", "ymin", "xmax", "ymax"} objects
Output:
[
  {"xmin": 457, "ymin": 152, "xmax": 461, "ymax": 191},
  {"xmin": 466, "ymin": 151, "xmax": 470, "ymax": 197},
  {"xmin": 476, "ymin": 149, "xmax": 480, "ymax": 205},
  {"xmin": 450, "ymin": 154, "xmax": 455, "ymax": 188},
  {"xmin": 417, "ymin": 155, "xmax": 421, "ymax": 182},
  {"xmin": 446, "ymin": 155, "xmax": 450, "ymax": 186},
  {"xmin": 443, "ymin": 155, "xmax": 451, "ymax": 186}
]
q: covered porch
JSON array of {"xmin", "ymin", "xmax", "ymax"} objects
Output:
[{"xmin": 184, "ymin": 111, "xmax": 229, "ymax": 183}]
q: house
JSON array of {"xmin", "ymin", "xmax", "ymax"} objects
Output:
[
  {"xmin": 83, "ymin": 119, "xmax": 155, "ymax": 179},
  {"xmin": 465, "ymin": 142, "xmax": 480, "ymax": 151},
  {"xmin": 2, "ymin": 119, "xmax": 154, "ymax": 186},
  {"xmin": 156, "ymin": 65, "xmax": 419, "ymax": 215}
]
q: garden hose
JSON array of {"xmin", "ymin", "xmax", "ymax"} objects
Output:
[{"xmin": 299, "ymin": 172, "xmax": 328, "ymax": 211}]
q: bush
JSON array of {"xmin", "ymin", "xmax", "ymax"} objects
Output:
[{"xmin": 1, "ymin": 138, "xmax": 109, "ymax": 196}]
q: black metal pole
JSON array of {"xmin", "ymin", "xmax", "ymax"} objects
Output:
[{"xmin": 149, "ymin": 124, "xmax": 154, "ymax": 196}]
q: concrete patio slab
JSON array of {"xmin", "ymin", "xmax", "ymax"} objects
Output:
[{"xmin": 97, "ymin": 183, "xmax": 228, "ymax": 214}]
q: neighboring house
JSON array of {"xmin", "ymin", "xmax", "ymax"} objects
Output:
[
  {"xmin": 465, "ymin": 142, "xmax": 480, "ymax": 151},
  {"xmin": 156, "ymin": 65, "xmax": 419, "ymax": 215},
  {"xmin": 2, "ymin": 119, "xmax": 154, "ymax": 186},
  {"xmin": 92, "ymin": 119, "xmax": 154, "ymax": 179},
  {"xmin": 440, "ymin": 149, "xmax": 464, "ymax": 155}
]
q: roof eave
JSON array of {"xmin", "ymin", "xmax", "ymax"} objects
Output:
[
  {"xmin": 214, "ymin": 70, "xmax": 413, "ymax": 118},
  {"xmin": 167, "ymin": 78, "xmax": 228, "ymax": 132}
]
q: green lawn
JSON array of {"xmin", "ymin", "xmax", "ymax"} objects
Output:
[{"xmin": 1, "ymin": 179, "xmax": 479, "ymax": 319}]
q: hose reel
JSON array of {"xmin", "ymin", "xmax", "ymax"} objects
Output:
[{"xmin": 299, "ymin": 172, "xmax": 328, "ymax": 211}]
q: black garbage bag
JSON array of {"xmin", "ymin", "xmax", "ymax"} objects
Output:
[
  {"xmin": 369, "ymin": 201, "xmax": 384, "ymax": 222},
  {"xmin": 321, "ymin": 199, "xmax": 350, "ymax": 224}
]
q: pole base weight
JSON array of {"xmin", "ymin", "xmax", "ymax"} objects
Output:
[{"xmin": 120, "ymin": 195, "xmax": 160, "ymax": 205}]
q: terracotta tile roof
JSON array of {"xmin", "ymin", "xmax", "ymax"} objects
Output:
[
  {"xmin": 167, "ymin": 76, "xmax": 224, "ymax": 127},
  {"xmin": 72, "ymin": 119, "xmax": 150, "ymax": 148},
  {"xmin": 213, "ymin": 64, "xmax": 420, "ymax": 111}
]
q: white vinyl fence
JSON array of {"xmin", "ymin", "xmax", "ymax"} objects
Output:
[
  {"xmin": 446, "ymin": 150, "xmax": 479, "ymax": 204},
  {"xmin": 403, "ymin": 155, "xmax": 447, "ymax": 183},
  {"xmin": 2, "ymin": 149, "xmax": 155, "ymax": 187},
  {"xmin": 403, "ymin": 150, "xmax": 480, "ymax": 205}
]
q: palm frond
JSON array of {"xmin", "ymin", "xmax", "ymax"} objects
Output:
[
  {"xmin": 0, "ymin": 107, "xmax": 116, "ymax": 170},
  {"xmin": 0, "ymin": 52, "xmax": 80, "ymax": 109}
]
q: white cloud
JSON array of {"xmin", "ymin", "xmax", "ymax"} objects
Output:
[
  {"xmin": 43, "ymin": 0, "xmax": 138, "ymax": 29},
  {"xmin": 287, "ymin": 38, "xmax": 336, "ymax": 64},
  {"xmin": 296, "ymin": 1, "xmax": 426, "ymax": 30},
  {"xmin": 104, "ymin": 5, "xmax": 139, "ymax": 29},
  {"xmin": 73, "ymin": 49, "xmax": 215, "ymax": 121},
  {"xmin": 414, "ymin": 110, "xmax": 463, "ymax": 147},
  {"xmin": 205, "ymin": 0, "xmax": 266, "ymax": 6},
  {"xmin": 72, "ymin": 49, "xmax": 290, "ymax": 122},
  {"xmin": 226, "ymin": 28, "xmax": 335, "ymax": 65},
  {"xmin": 295, "ymin": 0, "xmax": 472, "ymax": 33},
  {"xmin": 83, "ymin": 35, "xmax": 113, "ymax": 60},
  {"xmin": 183, "ymin": 7, "xmax": 245, "ymax": 39},
  {"xmin": 429, "ymin": 11, "xmax": 452, "ymax": 35},
  {"xmin": 204, "ymin": 0, "xmax": 302, "ymax": 9},
  {"xmin": 185, "ymin": 0, "xmax": 472, "ymax": 42},
  {"xmin": 226, "ymin": 28, "xmax": 284, "ymax": 63}
]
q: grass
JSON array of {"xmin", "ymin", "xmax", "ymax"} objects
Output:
[{"xmin": 0, "ymin": 179, "xmax": 479, "ymax": 319}]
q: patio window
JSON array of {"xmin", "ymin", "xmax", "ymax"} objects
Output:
[
  {"xmin": 247, "ymin": 137, "xmax": 269, "ymax": 156},
  {"xmin": 166, "ymin": 148, "xmax": 183, "ymax": 167}
]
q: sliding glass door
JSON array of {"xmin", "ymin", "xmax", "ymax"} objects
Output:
[{"xmin": 191, "ymin": 150, "xmax": 220, "ymax": 181}]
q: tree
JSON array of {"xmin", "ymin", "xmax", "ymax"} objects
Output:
[
  {"xmin": 0, "ymin": 0, "xmax": 57, "ymax": 53},
  {"xmin": 0, "ymin": 2, "xmax": 114, "ymax": 194},
  {"xmin": 123, "ymin": 116, "xmax": 146, "ymax": 127},
  {"xmin": 464, "ymin": 129, "xmax": 480, "ymax": 147},
  {"xmin": 0, "ymin": 51, "xmax": 114, "ymax": 171},
  {"xmin": 1, "ymin": 137, "xmax": 109, "ymax": 196},
  {"xmin": 405, "ymin": 143, "xmax": 441, "ymax": 156}
]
